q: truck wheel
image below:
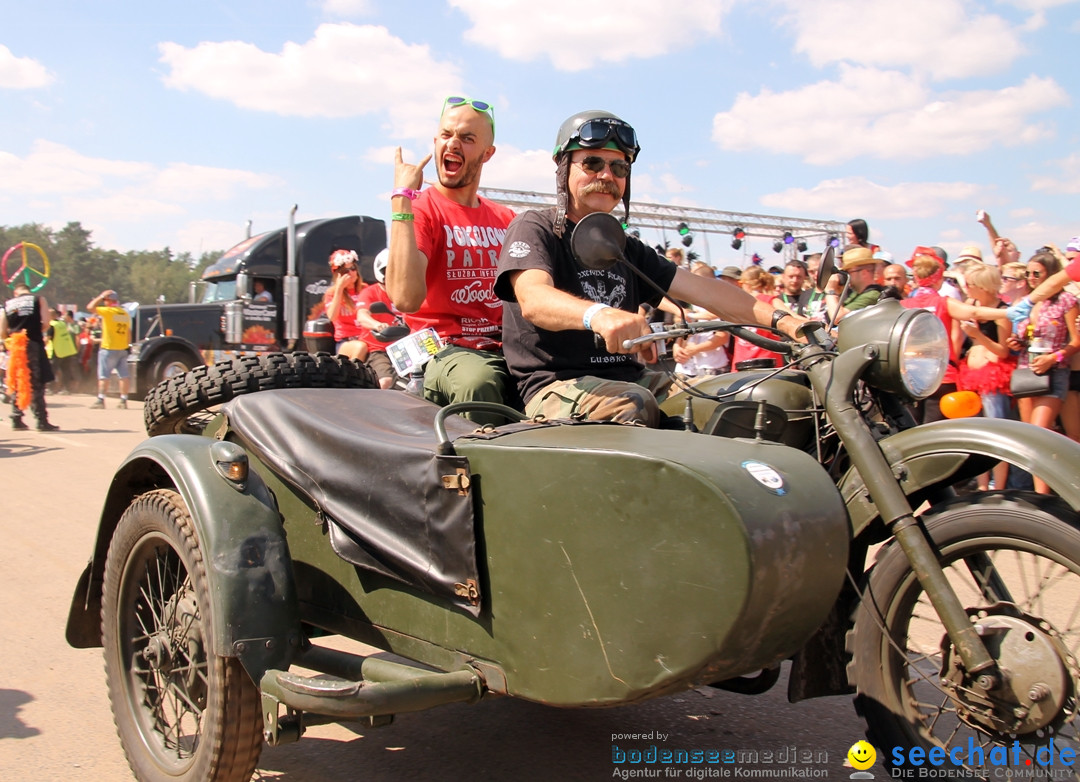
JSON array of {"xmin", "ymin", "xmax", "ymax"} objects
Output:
[
  {"xmin": 847, "ymin": 493, "xmax": 1080, "ymax": 776},
  {"xmin": 102, "ymin": 489, "xmax": 263, "ymax": 782},
  {"xmin": 143, "ymin": 352, "xmax": 377, "ymax": 436},
  {"xmin": 148, "ymin": 349, "xmax": 198, "ymax": 392}
]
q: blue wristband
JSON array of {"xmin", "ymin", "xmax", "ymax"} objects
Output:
[{"xmin": 583, "ymin": 302, "xmax": 609, "ymax": 331}]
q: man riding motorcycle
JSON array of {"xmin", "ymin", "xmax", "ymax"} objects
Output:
[{"xmin": 494, "ymin": 110, "xmax": 805, "ymax": 427}]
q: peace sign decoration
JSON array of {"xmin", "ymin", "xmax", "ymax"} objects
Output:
[{"xmin": 2, "ymin": 242, "xmax": 50, "ymax": 293}]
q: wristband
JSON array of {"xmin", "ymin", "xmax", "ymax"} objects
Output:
[
  {"xmin": 391, "ymin": 212, "xmax": 414, "ymax": 222},
  {"xmin": 770, "ymin": 310, "xmax": 789, "ymax": 330},
  {"xmin": 582, "ymin": 302, "xmax": 609, "ymax": 331},
  {"xmin": 391, "ymin": 187, "xmax": 421, "ymax": 200},
  {"xmin": 1055, "ymin": 350, "xmax": 1066, "ymax": 364}
]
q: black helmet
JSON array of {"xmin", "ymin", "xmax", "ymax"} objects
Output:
[
  {"xmin": 553, "ymin": 110, "xmax": 640, "ymax": 163},
  {"xmin": 552, "ymin": 110, "xmax": 639, "ymax": 237}
]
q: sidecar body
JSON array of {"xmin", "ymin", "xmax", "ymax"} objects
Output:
[{"xmin": 69, "ymin": 388, "xmax": 848, "ymax": 715}]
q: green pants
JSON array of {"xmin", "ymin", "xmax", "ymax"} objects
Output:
[
  {"xmin": 422, "ymin": 346, "xmax": 513, "ymax": 425},
  {"xmin": 524, "ymin": 371, "xmax": 673, "ymax": 427}
]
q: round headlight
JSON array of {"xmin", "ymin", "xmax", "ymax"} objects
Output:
[
  {"xmin": 836, "ymin": 300, "xmax": 949, "ymax": 399},
  {"xmin": 896, "ymin": 309, "xmax": 949, "ymax": 398}
]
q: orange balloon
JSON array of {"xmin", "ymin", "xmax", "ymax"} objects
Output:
[{"xmin": 940, "ymin": 390, "xmax": 982, "ymax": 419}]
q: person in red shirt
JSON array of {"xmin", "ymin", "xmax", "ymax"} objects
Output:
[
  {"xmin": 353, "ymin": 249, "xmax": 399, "ymax": 389},
  {"xmin": 323, "ymin": 249, "xmax": 367, "ymax": 360},
  {"xmin": 387, "ymin": 96, "xmax": 516, "ymax": 421}
]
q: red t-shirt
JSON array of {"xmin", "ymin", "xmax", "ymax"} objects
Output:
[
  {"xmin": 411, "ymin": 187, "xmax": 515, "ymax": 349},
  {"xmin": 323, "ymin": 285, "xmax": 366, "ymax": 341},
  {"xmin": 731, "ymin": 294, "xmax": 782, "ymax": 368},
  {"xmin": 354, "ymin": 284, "xmax": 398, "ymax": 353}
]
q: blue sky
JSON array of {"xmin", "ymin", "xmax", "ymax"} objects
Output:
[{"xmin": 2, "ymin": 0, "xmax": 1078, "ymax": 267}]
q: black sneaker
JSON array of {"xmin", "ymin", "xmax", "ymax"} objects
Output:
[
  {"xmin": 37, "ymin": 421, "xmax": 60, "ymax": 431},
  {"xmin": 118, "ymin": 399, "xmax": 128, "ymax": 409},
  {"xmin": 12, "ymin": 418, "xmax": 29, "ymax": 430},
  {"xmin": 90, "ymin": 398, "xmax": 105, "ymax": 409}
]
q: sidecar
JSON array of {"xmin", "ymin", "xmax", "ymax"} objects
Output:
[{"xmin": 67, "ymin": 388, "xmax": 848, "ymax": 779}]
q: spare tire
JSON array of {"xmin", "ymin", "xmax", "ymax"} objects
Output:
[{"xmin": 144, "ymin": 352, "xmax": 378, "ymax": 436}]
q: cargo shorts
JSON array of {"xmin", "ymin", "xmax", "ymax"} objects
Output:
[{"xmin": 524, "ymin": 371, "xmax": 673, "ymax": 427}]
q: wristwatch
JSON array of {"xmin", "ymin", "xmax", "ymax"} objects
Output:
[{"xmin": 771, "ymin": 310, "xmax": 789, "ymax": 330}]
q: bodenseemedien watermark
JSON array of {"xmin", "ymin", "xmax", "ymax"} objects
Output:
[{"xmin": 611, "ymin": 741, "xmax": 829, "ymax": 779}]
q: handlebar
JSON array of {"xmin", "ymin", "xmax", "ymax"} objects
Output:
[{"xmin": 621, "ymin": 320, "xmax": 795, "ymax": 356}]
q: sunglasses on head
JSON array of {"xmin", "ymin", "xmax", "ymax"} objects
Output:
[
  {"xmin": 443, "ymin": 96, "xmax": 495, "ymax": 131},
  {"xmin": 573, "ymin": 119, "xmax": 638, "ymax": 159},
  {"xmin": 576, "ymin": 155, "xmax": 631, "ymax": 178}
]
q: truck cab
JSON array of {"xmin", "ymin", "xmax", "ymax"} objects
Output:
[{"xmin": 127, "ymin": 213, "xmax": 386, "ymax": 395}]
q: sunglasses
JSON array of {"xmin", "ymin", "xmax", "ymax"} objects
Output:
[
  {"xmin": 443, "ymin": 96, "xmax": 495, "ymax": 131},
  {"xmin": 1001, "ymin": 275, "xmax": 1021, "ymax": 282},
  {"xmin": 1026, "ymin": 270, "xmax": 1046, "ymax": 278},
  {"xmin": 572, "ymin": 118, "xmax": 639, "ymax": 159},
  {"xmin": 577, "ymin": 155, "xmax": 631, "ymax": 178}
]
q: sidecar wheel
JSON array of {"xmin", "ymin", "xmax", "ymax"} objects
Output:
[
  {"xmin": 143, "ymin": 351, "xmax": 377, "ymax": 436},
  {"xmin": 849, "ymin": 493, "xmax": 1080, "ymax": 778},
  {"xmin": 102, "ymin": 490, "xmax": 263, "ymax": 782}
]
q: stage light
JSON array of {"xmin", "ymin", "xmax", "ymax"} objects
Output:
[
  {"xmin": 772, "ymin": 240, "xmax": 784, "ymax": 253},
  {"xmin": 677, "ymin": 222, "xmax": 690, "ymax": 236},
  {"xmin": 783, "ymin": 231, "xmax": 794, "ymax": 245},
  {"xmin": 681, "ymin": 234, "xmax": 693, "ymax": 247},
  {"xmin": 828, "ymin": 234, "xmax": 840, "ymax": 248},
  {"xmin": 731, "ymin": 226, "xmax": 745, "ymax": 250},
  {"xmin": 796, "ymin": 240, "xmax": 807, "ymax": 253}
]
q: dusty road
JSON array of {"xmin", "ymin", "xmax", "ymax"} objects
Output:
[{"xmin": 0, "ymin": 393, "xmax": 884, "ymax": 781}]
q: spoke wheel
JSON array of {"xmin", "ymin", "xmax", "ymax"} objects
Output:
[
  {"xmin": 102, "ymin": 490, "xmax": 262, "ymax": 782},
  {"xmin": 849, "ymin": 493, "xmax": 1080, "ymax": 780}
]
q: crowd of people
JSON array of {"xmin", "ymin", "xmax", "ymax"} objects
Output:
[
  {"xmin": 8, "ymin": 97, "xmax": 1079, "ymax": 485},
  {"xmin": 1, "ymin": 286, "xmax": 133, "ymax": 430}
]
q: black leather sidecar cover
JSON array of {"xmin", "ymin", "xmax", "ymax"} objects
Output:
[{"xmin": 221, "ymin": 388, "xmax": 483, "ymax": 616}]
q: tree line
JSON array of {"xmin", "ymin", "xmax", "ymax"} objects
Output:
[{"xmin": 1, "ymin": 222, "xmax": 224, "ymax": 312}]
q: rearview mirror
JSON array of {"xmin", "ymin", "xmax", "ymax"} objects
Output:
[
  {"xmin": 816, "ymin": 246, "xmax": 837, "ymax": 291},
  {"xmin": 570, "ymin": 212, "xmax": 627, "ymax": 271}
]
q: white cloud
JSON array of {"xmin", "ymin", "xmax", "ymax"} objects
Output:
[
  {"xmin": 712, "ymin": 67, "xmax": 1067, "ymax": 165},
  {"xmin": 171, "ymin": 219, "xmax": 257, "ymax": 256},
  {"xmin": 760, "ymin": 176, "xmax": 982, "ymax": 220},
  {"xmin": 448, "ymin": 0, "xmax": 727, "ymax": 71},
  {"xmin": 0, "ymin": 141, "xmax": 151, "ymax": 195},
  {"xmin": 0, "ymin": 45, "xmax": 54, "ymax": 89},
  {"xmin": 479, "ymin": 146, "xmax": 555, "ymax": 194},
  {"xmin": 776, "ymin": 0, "xmax": 1024, "ymax": 80},
  {"xmin": 1030, "ymin": 153, "xmax": 1080, "ymax": 194},
  {"xmin": 158, "ymin": 24, "xmax": 462, "ymax": 138},
  {"xmin": 150, "ymin": 163, "xmax": 280, "ymax": 202},
  {"xmin": 319, "ymin": 0, "xmax": 373, "ymax": 17}
]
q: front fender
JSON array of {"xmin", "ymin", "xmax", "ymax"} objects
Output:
[
  {"xmin": 840, "ymin": 417, "xmax": 1080, "ymax": 536},
  {"xmin": 66, "ymin": 435, "xmax": 300, "ymax": 679}
]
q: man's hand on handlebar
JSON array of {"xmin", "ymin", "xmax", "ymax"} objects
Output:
[{"xmin": 591, "ymin": 308, "xmax": 657, "ymax": 363}]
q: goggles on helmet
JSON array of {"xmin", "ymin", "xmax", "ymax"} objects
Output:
[{"xmin": 561, "ymin": 118, "xmax": 639, "ymax": 161}]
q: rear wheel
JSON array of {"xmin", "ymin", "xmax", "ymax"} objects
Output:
[
  {"xmin": 143, "ymin": 352, "xmax": 377, "ymax": 435},
  {"xmin": 102, "ymin": 489, "xmax": 262, "ymax": 782},
  {"xmin": 849, "ymin": 493, "xmax": 1080, "ymax": 779}
]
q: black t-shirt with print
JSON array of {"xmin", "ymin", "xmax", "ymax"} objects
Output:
[{"xmin": 495, "ymin": 208, "xmax": 678, "ymax": 405}]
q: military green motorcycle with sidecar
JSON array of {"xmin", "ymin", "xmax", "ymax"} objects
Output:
[{"xmin": 67, "ymin": 221, "xmax": 1080, "ymax": 782}]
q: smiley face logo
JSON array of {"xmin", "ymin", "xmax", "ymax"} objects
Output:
[{"xmin": 847, "ymin": 740, "xmax": 876, "ymax": 770}]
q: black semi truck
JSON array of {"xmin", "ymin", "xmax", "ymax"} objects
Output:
[{"xmin": 126, "ymin": 208, "xmax": 385, "ymax": 395}]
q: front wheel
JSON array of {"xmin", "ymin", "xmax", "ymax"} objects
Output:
[
  {"xmin": 849, "ymin": 493, "xmax": 1080, "ymax": 780},
  {"xmin": 102, "ymin": 489, "xmax": 263, "ymax": 782}
]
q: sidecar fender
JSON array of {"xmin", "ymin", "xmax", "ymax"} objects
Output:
[
  {"xmin": 840, "ymin": 417, "xmax": 1080, "ymax": 535},
  {"xmin": 66, "ymin": 435, "xmax": 300, "ymax": 678}
]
